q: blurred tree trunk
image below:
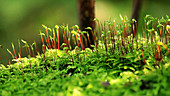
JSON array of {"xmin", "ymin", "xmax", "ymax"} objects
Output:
[
  {"xmin": 131, "ymin": 0, "xmax": 142, "ymax": 21},
  {"xmin": 77, "ymin": 0, "xmax": 95, "ymax": 47},
  {"xmin": 131, "ymin": 0, "xmax": 142, "ymax": 35}
]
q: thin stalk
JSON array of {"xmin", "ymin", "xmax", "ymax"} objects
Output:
[
  {"xmin": 53, "ymin": 29, "xmax": 57, "ymax": 49},
  {"xmin": 33, "ymin": 41, "xmax": 39, "ymax": 55},
  {"xmin": 159, "ymin": 27, "xmax": 162, "ymax": 42},
  {"xmin": 30, "ymin": 45, "xmax": 35, "ymax": 57},
  {"xmin": 91, "ymin": 29, "xmax": 96, "ymax": 44},
  {"xmin": 150, "ymin": 21, "xmax": 153, "ymax": 43},
  {"xmin": 151, "ymin": 31, "xmax": 153, "ymax": 43},
  {"xmin": 49, "ymin": 29, "xmax": 54, "ymax": 49},
  {"xmin": 12, "ymin": 43, "xmax": 18, "ymax": 60},
  {"xmin": 63, "ymin": 27, "xmax": 68, "ymax": 48},
  {"xmin": 168, "ymin": 30, "xmax": 170, "ymax": 43},
  {"xmin": 95, "ymin": 29, "xmax": 99, "ymax": 53},
  {"xmin": 113, "ymin": 20, "xmax": 117, "ymax": 35},
  {"xmin": 165, "ymin": 25, "xmax": 168, "ymax": 44},
  {"xmin": 0, "ymin": 50, "xmax": 3, "ymax": 64},
  {"xmin": 27, "ymin": 45, "xmax": 33, "ymax": 57},
  {"xmin": 40, "ymin": 31, "xmax": 46, "ymax": 53},
  {"xmin": 141, "ymin": 48, "xmax": 146, "ymax": 65},
  {"xmin": 157, "ymin": 45, "xmax": 161, "ymax": 60},
  {"xmin": 109, "ymin": 24, "xmax": 113, "ymax": 44},
  {"xmin": 117, "ymin": 35, "xmax": 120, "ymax": 55},
  {"xmin": 7, "ymin": 49, "xmax": 14, "ymax": 59},
  {"xmin": 25, "ymin": 47, "xmax": 29, "ymax": 58},
  {"xmin": 46, "ymin": 29, "xmax": 51, "ymax": 49},
  {"xmin": 67, "ymin": 25, "xmax": 71, "ymax": 49},
  {"xmin": 75, "ymin": 33, "xmax": 80, "ymax": 47},
  {"xmin": 43, "ymin": 34, "xmax": 48, "ymax": 47},
  {"xmin": 82, "ymin": 33, "xmax": 88, "ymax": 48},
  {"xmin": 68, "ymin": 30, "xmax": 71, "ymax": 50},
  {"xmin": 110, "ymin": 28, "xmax": 114, "ymax": 53},
  {"xmin": 132, "ymin": 22, "xmax": 136, "ymax": 38},
  {"xmin": 120, "ymin": 34, "xmax": 124, "ymax": 55},
  {"xmin": 113, "ymin": 21, "xmax": 117, "ymax": 50},
  {"xmin": 55, "ymin": 25, "xmax": 60, "ymax": 50},
  {"xmin": 72, "ymin": 35, "xmax": 76, "ymax": 49},
  {"xmin": 137, "ymin": 52, "xmax": 142, "ymax": 68},
  {"xmin": 122, "ymin": 37, "xmax": 127, "ymax": 54},
  {"xmin": 97, "ymin": 20, "xmax": 101, "ymax": 40},
  {"xmin": 128, "ymin": 38, "xmax": 133, "ymax": 52},
  {"xmin": 144, "ymin": 19, "xmax": 147, "ymax": 38},
  {"xmin": 162, "ymin": 26, "xmax": 164, "ymax": 43},
  {"xmin": 131, "ymin": 34, "xmax": 134, "ymax": 52},
  {"xmin": 18, "ymin": 40, "xmax": 22, "ymax": 58},
  {"xmin": 101, "ymin": 24, "xmax": 104, "ymax": 49},
  {"xmin": 79, "ymin": 33, "xmax": 85, "ymax": 50},
  {"xmin": 0, "ymin": 45, "xmax": 10, "ymax": 65},
  {"xmin": 147, "ymin": 29, "xmax": 149, "ymax": 45},
  {"xmin": 104, "ymin": 25, "xmax": 108, "ymax": 57},
  {"xmin": 122, "ymin": 19, "xmax": 126, "ymax": 38},
  {"xmin": 66, "ymin": 25, "xmax": 69, "ymax": 38},
  {"xmin": 87, "ymin": 33, "xmax": 91, "ymax": 47}
]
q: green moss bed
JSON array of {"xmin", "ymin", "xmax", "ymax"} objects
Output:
[{"xmin": 0, "ymin": 15, "xmax": 170, "ymax": 96}]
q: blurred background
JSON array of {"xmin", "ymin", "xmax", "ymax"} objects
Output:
[{"xmin": 1, "ymin": 0, "xmax": 170, "ymax": 65}]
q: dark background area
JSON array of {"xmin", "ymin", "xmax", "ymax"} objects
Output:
[{"xmin": 1, "ymin": 0, "xmax": 170, "ymax": 65}]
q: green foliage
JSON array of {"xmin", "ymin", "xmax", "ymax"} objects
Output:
[{"xmin": 0, "ymin": 16, "xmax": 170, "ymax": 96}]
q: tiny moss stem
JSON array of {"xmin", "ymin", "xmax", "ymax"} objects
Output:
[
  {"xmin": 56, "ymin": 27, "xmax": 60, "ymax": 50},
  {"xmin": 27, "ymin": 45, "xmax": 33, "ymax": 57},
  {"xmin": 50, "ymin": 30, "xmax": 54, "ymax": 49},
  {"xmin": 46, "ymin": 29, "xmax": 51, "ymax": 49},
  {"xmin": 79, "ymin": 33, "xmax": 85, "ymax": 50},
  {"xmin": 0, "ymin": 46, "xmax": 10, "ymax": 65},
  {"xmin": 165, "ymin": 24, "xmax": 168, "ymax": 44},
  {"xmin": 168, "ymin": 30, "xmax": 170, "ymax": 43},
  {"xmin": 75, "ymin": 33, "xmax": 79, "ymax": 47},
  {"xmin": 72, "ymin": 36, "xmax": 76, "ymax": 49},
  {"xmin": 104, "ymin": 25, "xmax": 108, "ymax": 57},
  {"xmin": 144, "ymin": 19, "xmax": 147, "ymax": 38},
  {"xmin": 40, "ymin": 32, "xmax": 46, "ymax": 53},
  {"xmin": 0, "ymin": 49, "xmax": 3, "ymax": 64},
  {"xmin": 53, "ymin": 29, "xmax": 57, "ymax": 49},
  {"xmin": 63, "ymin": 28, "xmax": 68, "ymax": 49},
  {"xmin": 82, "ymin": 34, "xmax": 88, "ymax": 48},
  {"xmin": 68, "ymin": 30, "xmax": 71, "ymax": 50},
  {"xmin": 12, "ymin": 43, "xmax": 18, "ymax": 60},
  {"xmin": 97, "ymin": 21, "xmax": 101, "ymax": 40},
  {"xmin": 132, "ymin": 23, "xmax": 135, "ymax": 38},
  {"xmin": 141, "ymin": 48, "xmax": 146, "ymax": 65},
  {"xmin": 18, "ymin": 40, "xmax": 22, "ymax": 58}
]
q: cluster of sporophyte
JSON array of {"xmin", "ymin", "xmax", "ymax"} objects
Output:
[{"xmin": 0, "ymin": 15, "xmax": 170, "ymax": 72}]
